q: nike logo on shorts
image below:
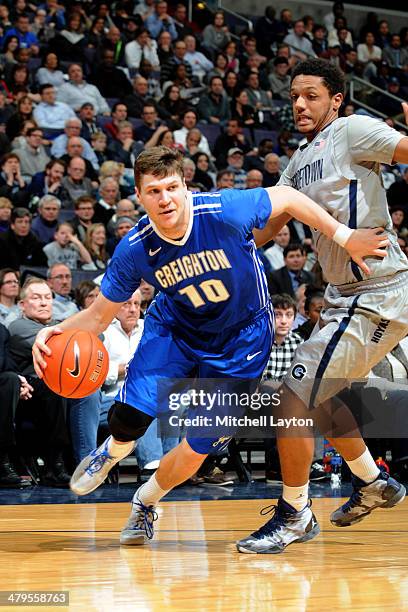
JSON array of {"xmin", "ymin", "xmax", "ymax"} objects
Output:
[
  {"xmin": 149, "ymin": 247, "xmax": 161, "ymax": 256},
  {"xmin": 246, "ymin": 351, "xmax": 262, "ymax": 361}
]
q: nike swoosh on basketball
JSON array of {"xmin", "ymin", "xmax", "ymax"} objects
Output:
[
  {"xmin": 149, "ymin": 247, "xmax": 161, "ymax": 256},
  {"xmin": 246, "ymin": 351, "xmax": 262, "ymax": 361},
  {"xmin": 67, "ymin": 341, "xmax": 80, "ymax": 377}
]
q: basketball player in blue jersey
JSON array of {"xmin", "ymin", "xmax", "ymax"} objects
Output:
[
  {"xmin": 237, "ymin": 59, "xmax": 408, "ymax": 554},
  {"xmin": 33, "ymin": 146, "xmax": 389, "ymax": 547}
]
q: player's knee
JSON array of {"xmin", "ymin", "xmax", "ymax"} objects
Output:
[{"xmin": 108, "ymin": 401, "xmax": 154, "ymax": 442}]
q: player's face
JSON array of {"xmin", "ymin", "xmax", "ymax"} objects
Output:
[
  {"xmin": 306, "ymin": 297, "xmax": 324, "ymax": 324},
  {"xmin": 136, "ymin": 173, "xmax": 189, "ymax": 239},
  {"xmin": 290, "ymin": 75, "xmax": 343, "ymax": 140}
]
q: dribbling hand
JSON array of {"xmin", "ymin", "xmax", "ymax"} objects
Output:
[
  {"xmin": 344, "ymin": 227, "xmax": 390, "ymax": 275},
  {"xmin": 32, "ymin": 326, "xmax": 63, "ymax": 378}
]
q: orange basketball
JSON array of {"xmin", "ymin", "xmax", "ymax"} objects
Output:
[{"xmin": 43, "ymin": 330, "xmax": 109, "ymax": 399}]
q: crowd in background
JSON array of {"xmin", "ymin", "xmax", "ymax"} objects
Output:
[{"xmin": 0, "ymin": 0, "xmax": 407, "ymax": 489}]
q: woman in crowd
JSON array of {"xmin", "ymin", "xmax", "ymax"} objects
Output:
[
  {"xmin": 191, "ymin": 151, "xmax": 215, "ymax": 191},
  {"xmin": 0, "ymin": 36, "xmax": 19, "ymax": 70},
  {"xmin": 159, "ymin": 84, "xmax": 187, "ymax": 126},
  {"xmin": 6, "ymin": 64, "xmax": 31, "ymax": 100},
  {"xmin": 223, "ymin": 70, "xmax": 240, "ymax": 101},
  {"xmin": 0, "ymin": 197, "xmax": 12, "ymax": 232},
  {"xmin": 230, "ymin": 88, "xmax": 259, "ymax": 128},
  {"xmin": 0, "ymin": 152, "xmax": 30, "ymax": 206},
  {"xmin": 86, "ymin": 16, "xmax": 106, "ymax": 49},
  {"xmin": 0, "ymin": 268, "xmax": 20, "ymax": 324},
  {"xmin": 74, "ymin": 280, "xmax": 100, "ymax": 310},
  {"xmin": 224, "ymin": 40, "xmax": 239, "ymax": 73},
  {"xmin": 84, "ymin": 223, "xmax": 108, "ymax": 269},
  {"xmin": 205, "ymin": 52, "xmax": 228, "ymax": 83},
  {"xmin": 36, "ymin": 52, "xmax": 65, "ymax": 88},
  {"xmin": 6, "ymin": 95, "xmax": 34, "ymax": 141},
  {"xmin": 203, "ymin": 11, "xmax": 231, "ymax": 57}
]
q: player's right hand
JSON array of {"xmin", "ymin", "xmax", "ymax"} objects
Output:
[
  {"xmin": 32, "ymin": 326, "xmax": 63, "ymax": 378},
  {"xmin": 345, "ymin": 227, "xmax": 390, "ymax": 275}
]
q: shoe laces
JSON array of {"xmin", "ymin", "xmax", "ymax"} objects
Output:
[
  {"xmin": 251, "ymin": 504, "xmax": 289, "ymax": 538},
  {"xmin": 130, "ymin": 499, "xmax": 158, "ymax": 540},
  {"xmin": 85, "ymin": 449, "xmax": 114, "ymax": 476}
]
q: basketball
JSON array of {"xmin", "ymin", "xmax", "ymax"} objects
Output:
[{"xmin": 42, "ymin": 330, "xmax": 109, "ymax": 399}]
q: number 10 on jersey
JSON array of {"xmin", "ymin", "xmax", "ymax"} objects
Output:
[{"xmin": 179, "ymin": 279, "xmax": 230, "ymax": 308}]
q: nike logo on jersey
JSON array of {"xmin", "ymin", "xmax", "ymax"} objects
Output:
[
  {"xmin": 67, "ymin": 341, "xmax": 80, "ymax": 378},
  {"xmin": 246, "ymin": 351, "xmax": 262, "ymax": 361},
  {"xmin": 149, "ymin": 247, "xmax": 162, "ymax": 256}
]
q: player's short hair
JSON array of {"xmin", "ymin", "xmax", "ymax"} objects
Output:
[
  {"xmin": 272, "ymin": 293, "xmax": 297, "ymax": 314},
  {"xmin": 283, "ymin": 243, "xmax": 306, "ymax": 258},
  {"xmin": 134, "ymin": 146, "xmax": 184, "ymax": 191},
  {"xmin": 291, "ymin": 58, "xmax": 345, "ymax": 97}
]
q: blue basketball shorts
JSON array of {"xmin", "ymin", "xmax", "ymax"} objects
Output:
[{"xmin": 116, "ymin": 303, "xmax": 274, "ymax": 454}]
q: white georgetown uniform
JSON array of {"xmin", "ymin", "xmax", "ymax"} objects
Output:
[{"xmin": 278, "ymin": 115, "xmax": 408, "ymax": 407}]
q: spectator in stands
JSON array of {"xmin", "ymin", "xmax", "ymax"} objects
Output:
[
  {"xmin": 390, "ymin": 206, "xmax": 408, "ymax": 252},
  {"xmin": 184, "ymin": 34, "xmax": 214, "ymax": 84},
  {"xmin": 0, "ymin": 153, "xmax": 29, "ymax": 207},
  {"xmin": 327, "ymin": 17, "xmax": 353, "ymax": 49},
  {"xmin": 51, "ymin": 118, "xmax": 99, "ymax": 171},
  {"xmin": 47, "ymin": 263, "xmax": 79, "ymax": 321},
  {"xmin": 377, "ymin": 20, "xmax": 392, "ymax": 49},
  {"xmin": 78, "ymin": 103, "xmax": 98, "ymax": 142},
  {"xmin": 158, "ymin": 84, "xmax": 187, "ymax": 126},
  {"xmin": 263, "ymin": 293, "xmax": 303, "ymax": 381},
  {"xmin": 0, "ymin": 198, "xmax": 12, "ymax": 233},
  {"xmin": 9, "ymin": 278, "xmax": 71, "ymax": 486},
  {"xmin": 387, "ymin": 167, "xmax": 408, "ymax": 208},
  {"xmin": 190, "ymin": 152, "xmax": 215, "ymax": 191},
  {"xmin": 106, "ymin": 121, "xmax": 144, "ymax": 168},
  {"xmin": 134, "ymin": 104, "xmax": 165, "ymax": 145},
  {"xmin": 160, "ymin": 38, "xmax": 194, "ymax": 86},
  {"xmin": 57, "ymin": 63, "xmax": 110, "ymax": 115},
  {"xmin": 31, "ymin": 195, "xmax": 60, "ymax": 245},
  {"xmin": 262, "ymin": 153, "xmax": 281, "ymax": 187},
  {"xmin": 280, "ymin": 138, "xmax": 299, "ymax": 172},
  {"xmin": 61, "ymin": 157, "xmax": 93, "ymax": 207},
  {"xmin": 205, "ymin": 51, "xmax": 229, "ymax": 84},
  {"xmin": 267, "ymin": 244, "xmax": 314, "ymax": 298},
  {"xmin": 145, "ymin": 0, "xmax": 177, "ymax": 41},
  {"xmin": 382, "ymin": 34, "xmax": 408, "ymax": 70},
  {"xmin": 312, "ymin": 24, "xmax": 329, "ymax": 56},
  {"xmin": 125, "ymin": 27, "xmax": 159, "ymax": 71},
  {"xmin": 376, "ymin": 78, "xmax": 406, "ymax": 118},
  {"xmin": 295, "ymin": 288, "xmax": 325, "ymax": 339},
  {"xmin": 33, "ymin": 84, "xmax": 76, "ymax": 131},
  {"xmin": 107, "ymin": 199, "xmax": 139, "ymax": 236},
  {"xmin": 6, "ymin": 14, "xmax": 39, "ymax": 55},
  {"xmin": 173, "ymin": 109, "xmax": 211, "ymax": 156},
  {"xmin": 157, "ymin": 29, "xmax": 173, "ymax": 64},
  {"xmin": 202, "ymin": 10, "xmax": 230, "ymax": 57},
  {"xmin": 43, "ymin": 222, "xmax": 92, "ymax": 269},
  {"xmin": 0, "ymin": 319, "xmax": 33, "ymax": 487},
  {"xmin": 213, "ymin": 118, "xmax": 250, "ymax": 169},
  {"xmin": 85, "ymin": 16, "xmax": 106, "ymax": 49},
  {"xmin": 29, "ymin": 159, "xmax": 69, "ymax": 207},
  {"xmin": 12, "ymin": 127, "xmax": 49, "ymax": 179},
  {"xmin": 230, "ymin": 88, "xmax": 259, "ymax": 132},
  {"xmin": 89, "ymin": 131, "xmax": 107, "ymax": 167},
  {"xmin": 197, "ymin": 76, "xmax": 230, "ymax": 126},
  {"xmin": 215, "ymin": 169, "xmax": 234, "ymax": 190},
  {"xmin": 123, "ymin": 75, "xmax": 152, "ymax": 119},
  {"xmin": 91, "ymin": 48, "xmax": 133, "ymax": 100},
  {"xmin": 226, "ymin": 148, "xmax": 246, "ymax": 189},
  {"xmin": 103, "ymin": 25, "xmax": 126, "ymax": 66},
  {"xmin": 357, "ymin": 31, "xmax": 382, "ymax": 65},
  {"xmin": 70, "ymin": 195, "xmax": 95, "ymax": 243},
  {"xmin": 244, "ymin": 137, "xmax": 274, "ymax": 172},
  {"xmin": 323, "ymin": 1, "xmax": 345, "ymax": 33},
  {"xmin": 50, "ymin": 11, "xmax": 86, "ymax": 63},
  {"xmin": 0, "ymin": 269, "xmax": 20, "ymax": 324},
  {"xmin": 84, "ymin": 223, "xmax": 108, "ymax": 269},
  {"xmin": 181, "ymin": 158, "xmax": 196, "ymax": 189},
  {"xmin": 268, "ymin": 57, "xmax": 291, "ymax": 100},
  {"xmin": 254, "ymin": 6, "xmax": 286, "ymax": 59},
  {"xmin": 245, "ymin": 168, "xmax": 263, "ymax": 189},
  {"xmin": 284, "ymin": 19, "xmax": 316, "ymax": 61},
  {"xmin": 93, "ymin": 177, "xmax": 119, "ymax": 225},
  {"xmin": 74, "ymin": 280, "xmax": 100, "ymax": 311},
  {"xmin": 0, "ymin": 35, "xmax": 20, "ymax": 70},
  {"xmin": 60, "ymin": 137, "xmax": 99, "ymax": 183},
  {"xmin": 106, "ymin": 216, "xmax": 134, "ymax": 256},
  {"xmin": 263, "ymin": 224, "xmax": 291, "ymax": 270},
  {"xmin": 172, "ymin": 3, "xmax": 194, "ymax": 40},
  {"xmin": 244, "ymin": 71, "xmax": 272, "ymax": 113},
  {"xmin": 5, "ymin": 95, "xmax": 34, "ymax": 142},
  {"xmin": 35, "ymin": 52, "xmax": 64, "ymax": 88},
  {"xmin": 103, "ymin": 102, "xmax": 128, "ymax": 142}
]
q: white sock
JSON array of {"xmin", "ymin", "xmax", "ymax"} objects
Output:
[
  {"xmin": 346, "ymin": 447, "xmax": 380, "ymax": 484},
  {"xmin": 134, "ymin": 473, "xmax": 170, "ymax": 507},
  {"xmin": 107, "ymin": 436, "xmax": 134, "ymax": 460},
  {"xmin": 282, "ymin": 482, "xmax": 309, "ymax": 512}
]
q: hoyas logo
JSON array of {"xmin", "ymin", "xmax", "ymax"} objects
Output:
[
  {"xmin": 291, "ymin": 363, "xmax": 307, "ymax": 381},
  {"xmin": 371, "ymin": 318, "xmax": 390, "ymax": 344}
]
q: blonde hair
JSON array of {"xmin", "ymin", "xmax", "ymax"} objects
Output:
[
  {"xmin": 0, "ymin": 197, "xmax": 12, "ymax": 210},
  {"xmin": 99, "ymin": 160, "xmax": 124, "ymax": 180},
  {"xmin": 84, "ymin": 223, "xmax": 108, "ymax": 263}
]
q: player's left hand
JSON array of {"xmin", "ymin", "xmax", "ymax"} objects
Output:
[{"xmin": 345, "ymin": 227, "xmax": 390, "ymax": 275}]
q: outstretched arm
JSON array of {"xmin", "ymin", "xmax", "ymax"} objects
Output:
[
  {"xmin": 391, "ymin": 102, "xmax": 408, "ymax": 164},
  {"xmin": 259, "ymin": 185, "xmax": 389, "ymax": 274}
]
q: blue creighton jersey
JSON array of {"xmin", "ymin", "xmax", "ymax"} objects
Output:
[{"xmin": 101, "ymin": 188, "xmax": 272, "ymax": 344}]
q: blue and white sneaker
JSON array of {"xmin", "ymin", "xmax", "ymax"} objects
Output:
[
  {"xmin": 120, "ymin": 494, "xmax": 158, "ymax": 546},
  {"xmin": 236, "ymin": 498, "xmax": 320, "ymax": 554},
  {"xmin": 331, "ymin": 471, "xmax": 406, "ymax": 527},
  {"xmin": 70, "ymin": 436, "xmax": 134, "ymax": 496}
]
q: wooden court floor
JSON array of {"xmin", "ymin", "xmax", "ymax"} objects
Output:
[{"xmin": 0, "ymin": 498, "xmax": 407, "ymax": 611}]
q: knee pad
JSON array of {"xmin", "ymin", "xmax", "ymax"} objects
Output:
[{"xmin": 108, "ymin": 401, "xmax": 154, "ymax": 442}]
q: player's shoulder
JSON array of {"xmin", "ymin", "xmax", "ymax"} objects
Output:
[
  {"xmin": 192, "ymin": 191, "xmax": 223, "ymax": 208},
  {"xmin": 124, "ymin": 214, "xmax": 154, "ymax": 250}
]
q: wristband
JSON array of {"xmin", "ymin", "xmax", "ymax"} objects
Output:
[{"xmin": 333, "ymin": 224, "xmax": 353, "ymax": 247}]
